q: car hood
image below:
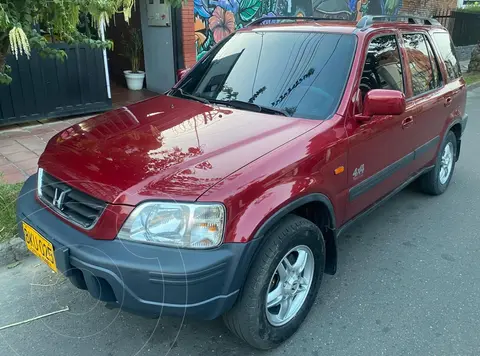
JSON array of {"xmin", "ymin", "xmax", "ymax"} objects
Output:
[{"xmin": 39, "ymin": 95, "xmax": 321, "ymax": 205}]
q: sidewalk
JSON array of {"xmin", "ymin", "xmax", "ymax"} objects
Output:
[
  {"xmin": 0, "ymin": 116, "xmax": 91, "ymax": 183},
  {"xmin": 0, "ymin": 84, "xmax": 157, "ymax": 184}
]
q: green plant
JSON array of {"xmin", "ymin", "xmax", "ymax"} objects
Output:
[
  {"xmin": 457, "ymin": 3, "xmax": 480, "ymax": 12},
  {"xmin": 0, "ymin": 0, "xmax": 187, "ymax": 85},
  {"xmin": 122, "ymin": 28, "xmax": 143, "ymax": 73},
  {"xmin": 0, "ymin": 178, "xmax": 22, "ymax": 243},
  {"xmin": 464, "ymin": 71, "xmax": 480, "ymax": 85}
]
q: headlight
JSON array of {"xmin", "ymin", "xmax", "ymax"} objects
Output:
[{"xmin": 117, "ymin": 202, "xmax": 225, "ymax": 249}]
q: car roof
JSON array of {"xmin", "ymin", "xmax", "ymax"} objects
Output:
[{"xmin": 237, "ymin": 16, "xmax": 446, "ymax": 37}]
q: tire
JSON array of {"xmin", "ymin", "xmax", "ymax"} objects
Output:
[
  {"xmin": 419, "ymin": 131, "xmax": 457, "ymax": 195},
  {"xmin": 223, "ymin": 214, "xmax": 325, "ymax": 350}
]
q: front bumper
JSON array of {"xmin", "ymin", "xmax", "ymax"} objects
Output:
[{"xmin": 17, "ymin": 175, "xmax": 259, "ymax": 319}]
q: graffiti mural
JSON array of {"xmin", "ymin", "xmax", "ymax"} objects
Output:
[{"xmin": 194, "ymin": 0, "xmax": 403, "ymax": 58}]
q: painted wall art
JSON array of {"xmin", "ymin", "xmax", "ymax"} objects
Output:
[{"xmin": 194, "ymin": 0, "xmax": 403, "ymax": 59}]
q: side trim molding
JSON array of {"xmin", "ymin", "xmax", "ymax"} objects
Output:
[
  {"xmin": 339, "ymin": 165, "xmax": 434, "ymax": 236},
  {"xmin": 414, "ymin": 136, "xmax": 440, "ymax": 160}
]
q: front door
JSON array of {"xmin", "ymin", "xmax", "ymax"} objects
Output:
[{"xmin": 345, "ymin": 33, "xmax": 414, "ymax": 220}]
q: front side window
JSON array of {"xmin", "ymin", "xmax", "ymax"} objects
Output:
[
  {"xmin": 432, "ymin": 32, "xmax": 462, "ymax": 81},
  {"xmin": 403, "ymin": 33, "xmax": 439, "ymax": 96},
  {"xmin": 175, "ymin": 32, "xmax": 356, "ymax": 120},
  {"xmin": 360, "ymin": 34, "xmax": 404, "ymax": 99}
]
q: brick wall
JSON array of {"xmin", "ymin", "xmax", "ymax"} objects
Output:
[
  {"xmin": 181, "ymin": 1, "xmax": 197, "ymax": 69},
  {"xmin": 400, "ymin": 0, "xmax": 457, "ymax": 16}
]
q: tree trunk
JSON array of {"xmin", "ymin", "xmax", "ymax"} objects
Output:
[
  {"xmin": 0, "ymin": 51, "xmax": 6, "ymax": 73},
  {"xmin": 0, "ymin": 34, "xmax": 9, "ymax": 73}
]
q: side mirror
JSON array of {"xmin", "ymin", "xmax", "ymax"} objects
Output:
[
  {"xmin": 357, "ymin": 89, "xmax": 406, "ymax": 122},
  {"xmin": 176, "ymin": 68, "xmax": 189, "ymax": 82}
]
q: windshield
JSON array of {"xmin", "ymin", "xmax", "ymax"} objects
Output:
[{"xmin": 175, "ymin": 31, "xmax": 356, "ymax": 120}]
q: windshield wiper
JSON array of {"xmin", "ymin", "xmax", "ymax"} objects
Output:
[
  {"xmin": 170, "ymin": 91, "xmax": 290, "ymax": 116},
  {"xmin": 172, "ymin": 88, "xmax": 210, "ymax": 104},
  {"xmin": 209, "ymin": 99, "xmax": 290, "ymax": 116}
]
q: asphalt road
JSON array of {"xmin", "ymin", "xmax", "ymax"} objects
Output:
[{"xmin": 1, "ymin": 88, "xmax": 480, "ymax": 356}]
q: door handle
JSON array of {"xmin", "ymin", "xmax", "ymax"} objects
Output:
[
  {"xmin": 402, "ymin": 116, "xmax": 414, "ymax": 129},
  {"xmin": 445, "ymin": 97, "xmax": 453, "ymax": 107}
]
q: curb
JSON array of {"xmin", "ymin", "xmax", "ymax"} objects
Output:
[
  {"xmin": 0, "ymin": 237, "xmax": 30, "ymax": 268},
  {"xmin": 467, "ymin": 82, "xmax": 480, "ymax": 91}
]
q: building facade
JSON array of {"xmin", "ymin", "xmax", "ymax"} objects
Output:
[{"xmin": 178, "ymin": 0, "xmax": 458, "ymax": 71}]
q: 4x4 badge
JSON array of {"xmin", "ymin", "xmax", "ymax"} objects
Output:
[{"xmin": 353, "ymin": 164, "xmax": 365, "ymax": 179}]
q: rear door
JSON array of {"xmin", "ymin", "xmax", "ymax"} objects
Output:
[
  {"xmin": 345, "ymin": 33, "xmax": 414, "ymax": 220},
  {"xmin": 432, "ymin": 31, "xmax": 467, "ymax": 129},
  {"xmin": 400, "ymin": 32, "xmax": 451, "ymax": 172}
]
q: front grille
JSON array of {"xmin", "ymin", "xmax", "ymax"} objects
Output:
[{"xmin": 39, "ymin": 170, "xmax": 106, "ymax": 229}]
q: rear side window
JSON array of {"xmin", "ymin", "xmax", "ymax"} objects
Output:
[
  {"xmin": 425, "ymin": 38, "xmax": 443, "ymax": 88},
  {"xmin": 360, "ymin": 35, "xmax": 404, "ymax": 98},
  {"xmin": 432, "ymin": 32, "xmax": 462, "ymax": 81},
  {"xmin": 403, "ymin": 33, "xmax": 441, "ymax": 96}
]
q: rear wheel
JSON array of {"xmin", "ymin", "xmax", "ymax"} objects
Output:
[
  {"xmin": 223, "ymin": 215, "xmax": 325, "ymax": 350},
  {"xmin": 419, "ymin": 131, "xmax": 457, "ymax": 195}
]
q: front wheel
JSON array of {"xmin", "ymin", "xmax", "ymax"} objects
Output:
[
  {"xmin": 223, "ymin": 215, "xmax": 325, "ymax": 349},
  {"xmin": 419, "ymin": 131, "xmax": 457, "ymax": 195}
]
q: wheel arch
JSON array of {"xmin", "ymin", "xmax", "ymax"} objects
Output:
[
  {"xmin": 253, "ymin": 193, "xmax": 338, "ymax": 275},
  {"xmin": 448, "ymin": 121, "xmax": 462, "ymax": 161}
]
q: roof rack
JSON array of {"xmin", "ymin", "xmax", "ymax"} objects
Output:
[
  {"xmin": 247, "ymin": 16, "xmax": 346, "ymax": 27},
  {"xmin": 246, "ymin": 15, "xmax": 442, "ymax": 30},
  {"xmin": 356, "ymin": 15, "xmax": 442, "ymax": 29}
]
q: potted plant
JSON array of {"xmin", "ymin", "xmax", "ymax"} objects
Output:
[{"xmin": 122, "ymin": 28, "xmax": 145, "ymax": 90}]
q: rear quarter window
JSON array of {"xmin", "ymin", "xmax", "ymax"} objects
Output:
[{"xmin": 432, "ymin": 32, "xmax": 462, "ymax": 81}]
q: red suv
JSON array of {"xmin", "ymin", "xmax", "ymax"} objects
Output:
[{"xmin": 17, "ymin": 15, "xmax": 467, "ymax": 349}]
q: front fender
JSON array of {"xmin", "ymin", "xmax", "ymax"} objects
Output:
[{"xmin": 223, "ymin": 178, "xmax": 336, "ymax": 243}]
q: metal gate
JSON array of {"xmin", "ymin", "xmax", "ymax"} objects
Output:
[
  {"xmin": 0, "ymin": 43, "xmax": 111, "ymax": 127},
  {"xmin": 450, "ymin": 11, "xmax": 480, "ymax": 46},
  {"xmin": 434, "ymin": 10, "xmax": 480, "ymax": 46}
]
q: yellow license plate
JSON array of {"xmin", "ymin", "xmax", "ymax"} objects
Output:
[{"xmin": 23, "ymin": 222, "xmax": 57, "ymax": 272}]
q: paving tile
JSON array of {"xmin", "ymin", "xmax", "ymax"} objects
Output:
[
  {"xmin": 47, "ymin": 122, "xmax": 72, "ymax": 131},
  {"xmin": 15, "ymin": 136, "xmax": 44, "ymax": 145},
  {"xmin": 2, "ymin": 172, "xmax": 27, "ymax": 184},
  {"xmin": 35, "ymin": 132, "xmax": 57, "ymax": 143},
  {"xmin": 0, "ymin": 139, "xmax": 17, "ymax": 148},
  {"xmin": 29, "ymin": 147, "xmax": 47, "ymax": 156},
  {"xmin": 0, "ymin": 156, "xmax": 8, "ymax": 166},
  {"xmin": 67, "ymin": 116, "xmax": 94, "ymax": 125},
  {"xmin": 0, "ymin": 143, "xmax": 27, "ymax": 155},
  {"xmin": 29, "ymin": 127, "xmax": 59, "ymax": 136},
  {"xmin": 15, "ymin": 140, "xmax": 47, "ymax": 153},
  {"xmin": 0, "ymin": 130, "xmax": 35, "ymax": 139},
  {"xmin": 0, "ymin": 163, "xmax": 22, "ymax": 175},
  {"xmin": 15, "ymin": 157, "xmax": 39, "ymax": 171},
  {"xmin": 24, "ymin": 168, "xmax": 38, "ymax": 176},
  {"xmin": 7, "ymin": 151, "xmax": 39, "ymax": 163}
]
